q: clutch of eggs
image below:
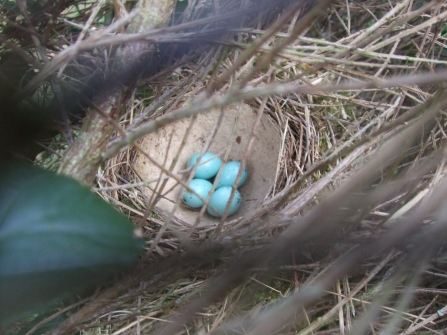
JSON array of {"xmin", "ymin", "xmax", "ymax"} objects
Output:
[{"xmin": 183, "ymin": 152, "xmax": 249, "ymax": 217}]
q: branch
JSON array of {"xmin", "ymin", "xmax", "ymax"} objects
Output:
[
  {"xmin": 57, "ymin": 0, "xmax": 177, "ymax": 185},
  {"xmin": 103, "ymin": 70, "xmax": 447, "ymax": 159}
]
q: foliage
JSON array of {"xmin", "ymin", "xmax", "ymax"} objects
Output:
[{"xmin": 0, "ymin": 160, "xmax": 144, "ymax": 326}]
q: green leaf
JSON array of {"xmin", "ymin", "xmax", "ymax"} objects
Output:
[{"xmin": 0, "ymin": 160, "xmax": 144, "ymax": 326}]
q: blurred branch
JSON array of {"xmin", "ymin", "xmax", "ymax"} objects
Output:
[
  {"xmin": 104, "ymin": 70, "xmax": 447, "ymax": 159},
  {"xmin": 57, "ymin": 0, "xmax": 177, "ymax": 185}
]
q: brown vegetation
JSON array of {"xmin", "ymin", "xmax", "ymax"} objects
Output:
[{"xmin": 3, "ymin": 0, "xmax": 447, "ymax": 334}]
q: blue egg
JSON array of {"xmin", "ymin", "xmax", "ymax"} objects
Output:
[
  {"xmin": 207, "ymin": 187, "xmax": 242, "ymax": 217},
  {"xmin": 182, "ymin": 179, "xmax": 213, "ymax": 208},
  {"xmin": 216, "ymin": 161, "xmax": 248, "ymax": 189},
  {"xmin": 187, "ymin": 152, "xmax": 222, "ymax": 179}
]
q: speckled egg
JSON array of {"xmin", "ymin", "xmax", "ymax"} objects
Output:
[
  {"xmin": 216, "ymin": 161, "xmax": 248, "ymax": 189},
  {"xmin": 182, "ymin": 179, "xmax": 213, "ymax": 208},
  {"xmin": 207, "ymin": 187, "xmax": 242, "ymax": 217},
  {"xmin": 187, "ymin": 152, "xmax": 222, "ymax": 179}
]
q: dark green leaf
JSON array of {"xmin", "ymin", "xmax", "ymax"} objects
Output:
[{"xmin": 0, "ymin": 160, "xmax": 144, "ymax": 326}]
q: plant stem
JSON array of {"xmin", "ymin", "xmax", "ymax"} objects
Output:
[{"xmin": 58, "ymin": 0, "xmax": 177, "ymax": 186}]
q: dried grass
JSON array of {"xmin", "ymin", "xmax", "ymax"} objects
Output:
[{"xmin": 6, "ymin": 0, "xmax": 447, "ymax": 334}]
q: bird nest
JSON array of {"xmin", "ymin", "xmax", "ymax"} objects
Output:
[
  {"xmin": 133, "ymin": 103, "xmax": 281, "ymax": 229},
  {"xmin": 14, "ymin": 0, "xmax": 447, "ymax": 334}
]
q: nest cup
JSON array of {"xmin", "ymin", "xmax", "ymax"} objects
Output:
[{"xmin": 134, "ymin": 103, "xmax": 281, "ymax": 227}]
